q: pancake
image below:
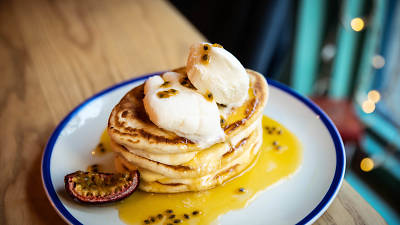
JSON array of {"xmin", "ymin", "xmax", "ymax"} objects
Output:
[
  {"xmin": 116, "ymin": 116, "xmax": 261, "ymax": 166},
  {"xmin": 115, "ymin": 126, "xmax": 262, "ymax": 192},
  {"xmin": 121, "ymin": 148, "xmax": 197, "ymax": 166},
  {"xmin": 113, "ymin": 124, "xmax": 261, "ymax": 179},
  {"xmin": 108, "ymin": 68, "xmax": 268, "ymax": 154}
]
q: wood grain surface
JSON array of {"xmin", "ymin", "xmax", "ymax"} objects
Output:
[{"xmin": 0, "ymin": 0, "xmax": 386, "ymax": 224}]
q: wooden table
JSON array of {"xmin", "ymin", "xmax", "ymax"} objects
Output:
[{"xmin": 0, "ymin": 0, "xmax": 387, "ymax": 224}]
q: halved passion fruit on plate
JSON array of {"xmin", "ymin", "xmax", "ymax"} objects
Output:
[{"xmin": 64, "ymin": 170, "xmax": 139, "ymax": 204}]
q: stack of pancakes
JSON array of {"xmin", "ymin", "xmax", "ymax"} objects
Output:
[{"xmin": 108, "ymin": 68, "xmax": 268, "ymax": 193}]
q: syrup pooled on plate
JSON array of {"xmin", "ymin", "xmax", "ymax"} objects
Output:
[
  {"xmin": 91, "ymin": 130, "xmax": 112, "ymax": 156},
  {"xmin": 97, "ymin": 115, "xmax": 302, "ymax": 225}
]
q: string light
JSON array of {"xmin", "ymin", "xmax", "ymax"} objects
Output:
[
  {"xmin": 360, "ymin": 157, "xmax": 374, "ymax": 172},
  {"xmin": 362, "ymin": 99, "xmax": 375, "ymax": 113},
  {"xmin": 321, "ymin": 44, "xmax": 336, "ymax": 62},
  {"xmin": 350, "ymin": 17, "xmax": 364, "ymax": 32},
  {"xmin": 372, "ymin": 55, "xmax": 385, "ymax": 69},
  {"xmin": 368, "ymin": 90, "xmax": 381, "ymax": 103}
]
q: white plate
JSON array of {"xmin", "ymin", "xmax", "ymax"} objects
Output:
[{"xmin": 41, "ymin": 72, "xmax": 345, "ymax": 225}]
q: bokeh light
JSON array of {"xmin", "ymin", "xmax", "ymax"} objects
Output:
[
  {"xmin": 368, "ymin": 90, "xmax": 381, "ymax": 103},
  {"xmin": 372, "ymin": 55, "xmax": 385, "ymax": 69},
  {"xmin": 350, "ymin": 17, "xmax": 364, "ymax": 32},
  {"xmin": 321, "ymin": 44, "xmax": 336, "ymax": 62},
  {"xmin": 360, "ymin": 157, "xmax": 374, "ymax": 172},
  {"xmin": 362, "ymin": 99, "xmax": 375, "ymax": 113}
]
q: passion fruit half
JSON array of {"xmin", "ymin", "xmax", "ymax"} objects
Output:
[{"xmin": 64, "ymin": 170, "xmax": 139, "ymax": 204}]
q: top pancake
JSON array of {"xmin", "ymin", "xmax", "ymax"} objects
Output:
[{"xmin": 108, "ymin": 68, "xmax": 268, "ymax": 154}]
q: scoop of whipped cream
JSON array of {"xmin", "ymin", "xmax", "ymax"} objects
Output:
[
  {"xmin": 143, "ymin": 72, "xmax": 225, "ymax": 147},
  {"xmin": 186, "ymin": 43, "xmax": 249, "ymax": 107}
]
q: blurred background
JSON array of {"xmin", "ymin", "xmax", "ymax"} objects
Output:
[{"xmin": 170, "ymin": 0, "xmax": 400, "ymax": 224}]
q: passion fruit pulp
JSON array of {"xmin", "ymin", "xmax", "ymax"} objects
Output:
[{"xmin": 64, "ymin": 170, "xmax": 139, "ymax": 204}]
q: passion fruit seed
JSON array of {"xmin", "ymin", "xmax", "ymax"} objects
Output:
[
  {"xmin": 92, "ymin": 143, "xmax": 107, "ymax": 155},
  {"xmin": 200, "ymin": 45, "xmax": 211, "ymax": 65},
  {"xmin": 142, "ymin": 209, "xmax": 201, "ymax": 224},
  {"xmin": 87, "ymin": 164, "xmax": 101, "ymax": 173},
  {"xmin": 160, "ymin": 81, "xmax": 171, "ymax": 88},
  {"xmin": 205, "ymin": 92, "xmax": 213, "ymax": 101},
  {"xmin": 238, "ymin": 187, "xmax": 247, "ymax": 193},
  {"xmin": 265, "ymin": 126, "xmax": 283, "ymax": 135},
  {"xmin": 157, "ymin": 89, "xmax": 179, "ymax": 98},
  {"xmin": 180, "ymin": 77, "xmax": 196, "ymax": 89},
  {"xmin": 220, "ymin": 117, "xmax": 226, "ymax": 126}
]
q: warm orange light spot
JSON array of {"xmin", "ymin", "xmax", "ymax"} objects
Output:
[
  {"xmin": 360, "ymin": 158, "xmax": 374, "ymax": 172},
  {"xmin": 362, "ymin": 100, "xmax": 375, "ymax": 114},
  {"xmin": 351, "ymin": 17, "xmax": 364, "ymax": 32},
  {"xmin": 368, "ymin": 90, "xmax": 381, "ymax": 103}
]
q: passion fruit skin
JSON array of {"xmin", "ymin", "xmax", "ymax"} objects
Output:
[{"xmin": 64, "ymin": 170, "xmax": 139, "ymax": 204}]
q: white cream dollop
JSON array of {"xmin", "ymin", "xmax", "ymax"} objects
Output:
[
  {"xmin": 143, "ymin": 72, "xmax": 225, "ymax": 147},
  {"xmin": 186, "ymin": 43, "xmax": 249, "ymax": 107}
]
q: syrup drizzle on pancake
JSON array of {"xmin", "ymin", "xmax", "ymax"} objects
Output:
[{"xmin": 100, "ymin": 115, "xmax": 302, "ymax": 225}]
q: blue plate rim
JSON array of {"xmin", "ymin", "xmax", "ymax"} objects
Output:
[{"xmin": 41, "ymin": 72, "xmax": 345, "ymax": 225}]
